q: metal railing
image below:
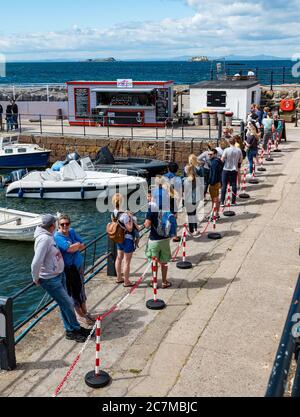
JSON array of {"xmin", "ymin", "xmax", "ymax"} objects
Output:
[
  {"xmin": 0, "ymin": 113, "xmax": 230, "ymax": 142},
  {"xmin": 211, "ymin": 66, "xmax": 297, "ymax": 89},
  {"xmin": 266, "ymin": 274, "xmax": 300, "ymax": 397}
]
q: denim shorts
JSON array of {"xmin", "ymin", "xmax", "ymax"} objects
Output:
[{"xmin": 117, "ymin": 238, "xmax": 135, "ymax": 254}]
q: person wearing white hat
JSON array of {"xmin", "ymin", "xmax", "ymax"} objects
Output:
[{"xmin": 31, "ymin": 214, "xmax": 91, "ymax": 343}]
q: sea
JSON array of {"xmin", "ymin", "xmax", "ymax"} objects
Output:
[
  {"xmin": 0, "ymin": 60, "xmax": 298, "ymax": 85},
  {"xmin": 0, "ymin": 59, "xmax": 298, "ymax": 328}
]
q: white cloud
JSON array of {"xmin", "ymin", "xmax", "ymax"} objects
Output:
[{"xmin": 1, "ymin": 0, "xmax": 300, "ymax": 60}]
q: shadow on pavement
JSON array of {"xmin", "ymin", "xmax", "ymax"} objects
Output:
[
  {"xmin": 102, "ymin": 309, "xmax": 147, "ymax": 341},
  {"xmin": 237, "ymin": 199, "xmax": 278, "ymax": 206},
  {"xmin": 177, "ymin": 276, "xmax": 241, "ymax": 290}
]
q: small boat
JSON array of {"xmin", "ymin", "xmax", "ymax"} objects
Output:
[
  {"xmin": 0, "ymin": 208, "xmax": 42, "ymax": 241},
  {"xmin": 6, "ymin": 160, "xmax": 148, "ymax": 200},
  {"xmin": 0, "ymin": 135, "xmax": 51, "ymax": 169},
  {"xmin": 66, "ymin": 147, "xmax": 168, "ymax": 178}
]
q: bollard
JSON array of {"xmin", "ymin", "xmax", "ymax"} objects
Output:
[
  {"xmin": 107, "ymin": 236, "xmax": 117, "ymax": 277},
  {"xmin": 248, "ymin": 162, "xmax": 259, "ymax": 185},
  {"xmin": 208, "ymin": 203, "xmax": 222, "ymax": 240},
  {"xmin": 223, "ymin": 183, "xmax": 236, "ymax": 217},
  {"xmin": 85, "ymin": 317, "xmax": 111, "ymax": 389},
  {"xmin": 146, "ymin": 257, "xmax": 166, "ymax": 310},
  {"xmin": 240, "ymin": 166, "xmax": 250, "ymax": 199},
  {"xmin": 177, "ymin": 225, "xmax": 193, "ymax": 269},
  {"xmin": 0, "ymin": 297, "xmax": 16, "ymax": 371}
]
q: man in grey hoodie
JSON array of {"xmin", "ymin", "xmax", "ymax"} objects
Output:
[{"xmin": 31, "ymin": 214, "xmax": 90, "ymax": 343}]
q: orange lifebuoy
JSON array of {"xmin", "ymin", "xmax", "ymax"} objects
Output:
[{"xmin": 280, "ymin": 99, "xmax": 294, "ymax": 112}]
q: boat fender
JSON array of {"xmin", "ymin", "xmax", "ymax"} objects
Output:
[
  {"xmin": 81, "ymin": 187, "xmax": 85, "ymax": 200},
  {"xmin": 40, "ymin": 187, "xmax": 44, "ymax": 199},
  {"xmin": 18, "ymin": 188, "xmax": 24, "ymax": 198}
]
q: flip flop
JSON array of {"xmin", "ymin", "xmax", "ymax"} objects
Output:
[
  {"xmin": 115, "ymin": 280, "xmax": 125, "ymax": 285},
  {"xmin": 123, "ymin": 282, "xmax": 136, "ymax": 288},
  {"xmin": 162, "ymin": 282, "xmax": 172, "ymax": 289}
]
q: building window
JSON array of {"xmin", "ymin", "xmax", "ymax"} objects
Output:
[{"xmin": 207, "ymin": 91, "xmax": 226, "ymax": 107}]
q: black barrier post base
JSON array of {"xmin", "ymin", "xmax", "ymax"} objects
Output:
[
  {"xmin": 177, "ymin": 261, "xmax": 193, "ymax": 270},
  {"xmin": 146, "ymin": 299, "xmax": 166, "ymax": 310},
  {"xmin": 207, "ymin": 232, "xmax": 222, "ymax": 240},
  {"xmin": 223, "ymin": 211, "xmax": 236, "ymax": 217},
  {"xmin": 239, "ymin": 193, "xmax": 250, "ymax": 199},
  {"xmin": 85, "ymin": 370, "xmax": 111, "ymax": 389},
  {"xmin": 266, "ymin": 157, "xmax": 274, "ymax": 162},
  {"xmin": 273, "ymin": 149, "xmax": 281, "ymax": 153},
  {"xmin": 257, "ymin": 167, "xmax": 266, "ymax": 172},
  {"xmin": 248, "ymin": 178, "xmax": 259, "ymax": 185}
]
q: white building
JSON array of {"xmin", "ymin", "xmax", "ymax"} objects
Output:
[{"xmin": 189, "ymin": 80, "xmax": 261, "ymax": 122}]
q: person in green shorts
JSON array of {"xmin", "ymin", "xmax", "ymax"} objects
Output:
[{"xmin": 144, "ymin": 200, "xmax": 176, "ymax": 289}]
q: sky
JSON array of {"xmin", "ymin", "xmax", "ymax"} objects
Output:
[{"xmin": 0, "ymin": 0, "xmax": 299, "ymax": 61}]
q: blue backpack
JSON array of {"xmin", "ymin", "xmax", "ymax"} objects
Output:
[{"xmin": 155, "ymin": 211, "xmax": 176, "ymax": 238}]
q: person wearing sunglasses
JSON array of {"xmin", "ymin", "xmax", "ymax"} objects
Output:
[{"xmin": 54, "ymin": 214, "xmax": 95, "ymax": 327}]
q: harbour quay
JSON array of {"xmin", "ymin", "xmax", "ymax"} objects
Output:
[{"xmin": 0, "ymin": 126, "xmax": 300, "ymax": 397}]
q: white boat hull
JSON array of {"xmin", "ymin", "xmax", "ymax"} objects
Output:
[
  {"xmin": 0, "ymin": 208, "xmax": 42, "ymax": 242},
  {"xmin": 6, "ymin": 161, "xmax": 148, "ymax": 201}
]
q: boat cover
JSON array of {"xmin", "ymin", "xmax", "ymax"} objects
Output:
[{"xmin": 61, "ymin": 160, "xmax": 87, "ymax": 181}]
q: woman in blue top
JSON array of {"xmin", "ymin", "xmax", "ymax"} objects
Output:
[{"xmin": 54, "ymin": 214, "xmax": 94, "ymax": 326}]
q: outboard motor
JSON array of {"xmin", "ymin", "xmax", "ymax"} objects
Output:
[
  {"xmin": 95, "ymin": 146, "xmax": 115, "ymax": 165},
  {"xmin": 10, "ymin": 169, "xmax": 27, "ymax": 182}
]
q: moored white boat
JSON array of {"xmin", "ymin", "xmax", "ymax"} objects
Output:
[
  {"xmin": 0, "ymin": 208, "xmax": 43, "ymax": 241},
  {"xmin": 6, "ymin": 160, "xmax": 148, "ymax": 200}
]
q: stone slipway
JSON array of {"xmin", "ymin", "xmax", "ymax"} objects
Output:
[{"xmin": 0, "ymin": 128, "xmax": 300, "ymax": 397}]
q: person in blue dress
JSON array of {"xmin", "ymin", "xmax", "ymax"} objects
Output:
[{"xmin": 54, "ymin": 214, "xmax": 95, "ymax": 327}]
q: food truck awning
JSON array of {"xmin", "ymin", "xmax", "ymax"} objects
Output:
[{"xmin": 91, "ymin": 88, "xmax": 156, "ymax": 93}]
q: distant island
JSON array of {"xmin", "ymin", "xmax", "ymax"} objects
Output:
[
  {"xmin": 85, "ymin": 57, "xmax": 116, "ymax": 62},
  {"xmin": 190, "ymin": 56, "xmax": 210, "ymax": 62}
]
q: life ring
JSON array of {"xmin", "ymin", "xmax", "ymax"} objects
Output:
[{"xmin": 280, "ymin": 99, "xmax": 294, "ymax": 112}]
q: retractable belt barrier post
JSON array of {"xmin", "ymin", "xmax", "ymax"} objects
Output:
[
  {"xmin": 208, "ymin": 203, "xmax": 222, "ymax": 240},
  {"xmin": 274, "ymin": 132, "xmax": 282, "ymax": 153},
  {"xmin": 266, "ymin": 139, "xmax": 274, "ymax": 162},
  {"xmin": 85, "ymin": 317, "xmax": 111, "ymax": 389},
  {"xmin": 177, "ymin": 225, "xmax": 193, "ymax": 270},
  {"xmin": 239, "ymin": 166, "xmax": 250, "ymax": 199},
  {"xmin": 248, "ymin": 162, "xmax": 259, "ymax": 185},
  {"xmin": 258, "ymin": 147, "xmax": 267, "ymax": 172},
  {"xmin": 146, "ymin": 257, "xmax": 166, "ymax": 310},
  {"xmin": 223, "ymin": 183, "xmax": 236, "ymax": 217}
]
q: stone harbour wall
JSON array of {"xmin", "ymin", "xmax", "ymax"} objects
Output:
[{"xmin": 19, "ymin": 135, "xmax": 218, "ymax": 167}]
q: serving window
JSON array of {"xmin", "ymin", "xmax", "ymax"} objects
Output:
[{"xmin": 96, "ymin": 91, "xmax": 156, "ymax": 107}]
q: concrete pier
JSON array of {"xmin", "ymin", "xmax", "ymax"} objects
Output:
[{"xmin": 1, "ymin": 126, "xmax": 300, "ymax": 397}]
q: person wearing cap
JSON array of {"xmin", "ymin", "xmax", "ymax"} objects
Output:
[{"xmin": 31, "ymin": 214, "xmax": 91, "ymax": 343}]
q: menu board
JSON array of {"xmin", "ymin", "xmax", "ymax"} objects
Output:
[
  {"xmin": 156, "ymin": 89, "xmax": 169, "ymax": 121},
  {"xmin": 75, "ymin": 88, "xmax": 90, "ymax": 118}
]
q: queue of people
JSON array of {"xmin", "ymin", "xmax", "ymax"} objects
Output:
[{"xmin": 31, "ymin": 105, "xmax": 281, "ymax": 343}]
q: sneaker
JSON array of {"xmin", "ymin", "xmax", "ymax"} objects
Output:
[
  {"xmin": 65, "ymin": 330, "xmax": 87, "ymax": 343},
  {"xmin": 79, "ymin": 326, "xmax": 95, "ymax": 338},
  {"xmin": 220, "ymin": 204, "xmax": 225, "ymax": 208},
  {"xmin": 77, "ymin": 315, "xmax": 95, "ymax": 327},
  {"xmin": 231, "ymin": 202, "xmax": 237, "ymax": 207}
]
